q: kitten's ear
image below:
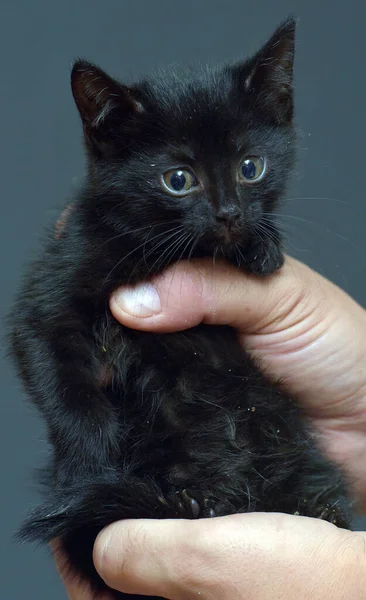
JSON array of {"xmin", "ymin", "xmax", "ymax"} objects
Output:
[
  {"xmin": 236, "ymin": 18, "xmax": 296, "ymax": 124},
  {"xmin": 71, "ymin": 60, "xmax": 143, "ymax": 153}
]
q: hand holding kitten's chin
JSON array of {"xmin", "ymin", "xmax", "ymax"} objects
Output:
[{"xmin": 110, "ymin": 256, "xmax": 366, "ymax": 510}]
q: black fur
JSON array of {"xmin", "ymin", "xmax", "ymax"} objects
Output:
[{"xmin": 9, "ymin": 18, "xmax": 352, "ymax": 599}]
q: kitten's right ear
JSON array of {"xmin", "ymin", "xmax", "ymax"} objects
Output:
[{"xmin": 71, "ymin": 60, "xmax": 143, "ymax": 152}]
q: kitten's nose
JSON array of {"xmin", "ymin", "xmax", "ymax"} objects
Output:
[{"xmin": 216, "ymin": 205, "xmax": 241, "ymax": 227}]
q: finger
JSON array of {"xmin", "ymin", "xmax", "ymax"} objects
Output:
[
  {"xmin": 110, "ymin": 256, "xmax": 318, "ymax": 335},
  {"xmin": 93, "ymin": 515, "xmax": 366, "ymax": 600},
  {"xmin": 93, "ymin": 518, "xmax": 202, "ymax": 598}
]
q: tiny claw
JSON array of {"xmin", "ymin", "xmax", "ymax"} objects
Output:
[
  {"xmin": 190, "ymin": 498, "xmax": 200, "ymax": 518},
  {"xmin": 181, "ymin": 490, "xmax": 201, "ymax": 518}
]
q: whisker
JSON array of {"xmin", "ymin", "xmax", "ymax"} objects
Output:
[
  {"xmin": 162, "ymin": 233, "xmax": 197, "ymax": 305},
  {"xmin": 145, "ymin": 231, "xmax": 188, "ymax": 277},
  {"xmin": 137, "ymin": 227, "xmax": 185, "ymax": 270},
  {"xmin": 93, "ymin": 222, "xmax": 177, "ymax": 253},
  {"xmin": 102, "ymin": 226, "xmax": 185, "ymax": 288},
  {"xmin": 127, "ymin": 227, "xmax": 186, "ymax": 283},
  {"xmin": 176, "ymin": 234, "xmax": 197, "ymax": 301},
  {"xmin": 262, "ymin": 212, "xmax": 353, "ymax": 246},
  {"xmin": 251, "ymin": 225, "xmax": 266, "ymax": 245},
  {"xmin": 235, "ymin": 244, "xmax": 246, "ymax": 265},
  {"xmin": 253, "ymin": 221, "xmax": 281, "ymax": 244},
  {"xmin": 187, "ymin": 234, "xmax": 200, "ymax": 262},
  {"xmin": 258, "ymin": 216, "xmax": 317, "ymax": 254},
  {"xmin": 284, "ymin": 196, "xmax": 350, "ymax": 206},
  {"xmin": 175, "ymin": 233, "xmax": 196, "ymax": 271},
  {"xmin": 234, "ymin": 245, "xmax": 240, "ymax": 268}
]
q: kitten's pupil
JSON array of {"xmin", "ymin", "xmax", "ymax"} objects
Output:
[
  {"xmin": 242, "ymin": 160, "xmax": 257, "ymax": 180},
  {"xmin": 170, "ymin": 170, "xmax": 187, "ymax": 191}
]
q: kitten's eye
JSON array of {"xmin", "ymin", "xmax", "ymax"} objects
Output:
[
  {"xmin": 239, "ymin": 157, "xmax": 266, "ymax": 182},
  {"xmin": 162, "ymin": 169, "xmax": 198, "ymax": 195}
]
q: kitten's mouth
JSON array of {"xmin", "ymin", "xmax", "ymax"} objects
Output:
[
  {"xmin": 212, "ymin": 225, "xmax": 248, "ymax": 249},
  {"xmin": 196, "ymin": 228, "xmax": 248, "ymax": 261},
  {"xmin": 216, "ymin": 228, "xmax": 238, "ymax": 245}
]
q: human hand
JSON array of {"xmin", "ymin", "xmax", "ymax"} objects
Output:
[
  {"xmin": 69, "ymin": 512, "xmax": 365, "ymax": 599},
  {"xmin": 55, "ymin": 514, "xmax": 366, "ymax": 599},
  {"xmin": 110, "ymin": 257, "xmax": 366, "ymax": 508}
]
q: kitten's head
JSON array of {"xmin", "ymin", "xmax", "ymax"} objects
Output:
[{"xmin": 71, "ymin": 18, "xmax": 296, "ymax": 273}]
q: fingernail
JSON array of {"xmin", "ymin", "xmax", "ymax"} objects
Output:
[{"xmin": 114, "ymin": 283, "xmax": 161, "ymax": 317}]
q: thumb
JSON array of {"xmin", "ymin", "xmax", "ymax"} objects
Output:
[
  {"xmin": 110, "ymin": 256, "xmax": 316, "ymax": 336},
  {"xmin": 93, "ymin": 518, "xmax": 197, "ymax": 598},
  {"xmin": 93, "ymin": 514, "xmax": 362, "ymax": 599}
]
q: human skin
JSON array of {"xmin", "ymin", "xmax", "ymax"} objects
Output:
[{"xmin": 54, "ymin": 257, "xmax": 366, "ymax": 599}]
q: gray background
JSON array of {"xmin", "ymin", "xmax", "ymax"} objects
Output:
[{"xmin": 1, "ymin": 0, "xmax": 365, "ymax": 598}]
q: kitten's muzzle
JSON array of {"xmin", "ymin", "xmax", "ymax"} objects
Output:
[{"xmin": 214, "ymin": 205, "xmax": 245, "ymax": 244}]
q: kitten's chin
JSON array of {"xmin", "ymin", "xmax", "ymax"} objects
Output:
[
  {"xmin": 193, "ymin": 239, "xmax": 248, "ymax": 267},
  {"xmin": 198, "ymin": 228, "xmax": 249, "ymax": 255}
]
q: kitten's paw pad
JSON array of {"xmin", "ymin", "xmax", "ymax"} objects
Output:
[
  {"xmin": 245, "ymin": 241, "xmax": 284, "ymax": 275},
  {"xmin": 176, "ymin": 490, "xmax": 201, "ymax": 518},
  {"xmin": 202, "ymin": 497, "xmax": 218, "ymax": 518},
  {"xmin": 176, "ymin": 490, "xmax": 219, "ymax": 519}
]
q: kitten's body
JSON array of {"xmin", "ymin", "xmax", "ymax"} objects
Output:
[{"xmin": 10, "ymin": 19, "xmax": 351, "ymax": 599}]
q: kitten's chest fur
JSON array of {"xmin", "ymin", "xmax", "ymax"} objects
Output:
[{"xmin": 98, "ymin": 318, "xmax": 319, "ymax": 518}]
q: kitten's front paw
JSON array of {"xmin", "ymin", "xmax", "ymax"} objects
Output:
[
  {"xmin": 175, "ymin": 490, "xmax": 218, "ymax": 519},
  {"xmin": 245, "ymin": 239, "xmax": 284, "ymax": 275},
  {"xmin": 315, "ymin": 504, "xmax": 349, "ymax": 529}
]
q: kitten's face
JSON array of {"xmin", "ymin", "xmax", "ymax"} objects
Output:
[{"xmin": 72, "ymin": 19, "xmax": 296, "ymax": 268}]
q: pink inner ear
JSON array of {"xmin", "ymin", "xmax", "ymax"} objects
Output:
[{"xmin": 54, "ymin": 204, "xmax": 75, "ymax": 239}]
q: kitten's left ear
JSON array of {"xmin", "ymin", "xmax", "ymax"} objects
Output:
[{"xmin": 235, "ymin": 18, "xmax": 297, "ymax": 124}]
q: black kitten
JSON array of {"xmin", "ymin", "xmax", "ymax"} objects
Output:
[{"xmin": 10, "ymin": 18, "xmax": 352, "ymax": 600}]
